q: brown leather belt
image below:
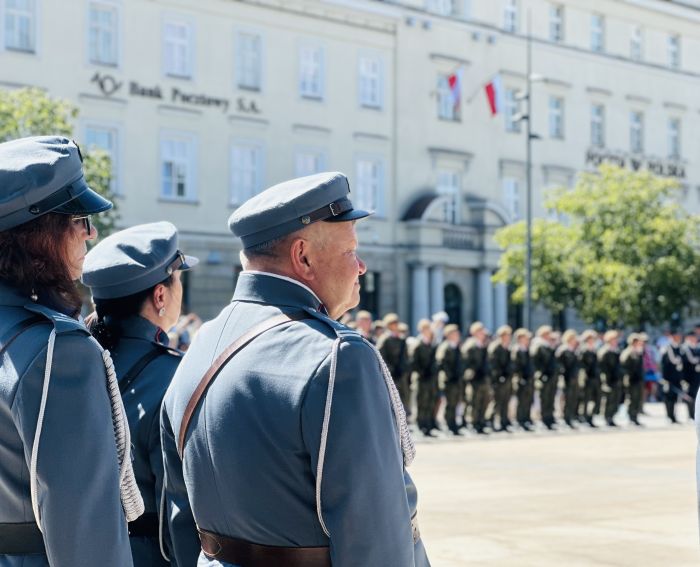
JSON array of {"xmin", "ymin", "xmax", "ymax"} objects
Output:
[{"xmin": 198, "ymin": 529, "xmax": 331, "ymax": 567}]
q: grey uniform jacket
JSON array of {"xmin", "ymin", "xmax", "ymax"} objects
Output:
[
  {"xmin": 161, "ymin": 272, "xmax": 430, "ymax": 567},
  {"xmin": 0, "ymin": 283, "xmax": 133, "ymax": 567},
  {"xmin": 110, "ymin": 316, "xmax": 184, "ymax": 566}
]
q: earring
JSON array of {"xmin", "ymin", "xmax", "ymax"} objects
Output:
[
  {"xmin": 30, "ymin": 289, "xmax": 38, "ymax": 302},
  {"xmin": 158, "ymin": 307, "xmax": 166, "ymax": 317}
]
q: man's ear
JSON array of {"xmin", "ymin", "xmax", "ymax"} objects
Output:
[
  {"xmin": 152, "ymin": 283, "xmax": 167, "ymax": 310},
  {"xmin": 289, "ymin": 237, "xmax": 315, "ymax": 281}
]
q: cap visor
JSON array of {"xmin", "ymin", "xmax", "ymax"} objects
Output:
[
  {"xmin": 325, "ymin": 208, "xmax": 372, "ymax": 222},
  {"xmin": 53, "ymin": 187, "xmax": 113, "ymax": 215},
  {"xmin": 180, "ymin": 255, "xmax": 199, "ymax": 270}
]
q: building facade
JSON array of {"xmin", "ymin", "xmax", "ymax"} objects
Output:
[{"xmin": 0, "ymin": 0, "xmax": 698, "ymax": 329}]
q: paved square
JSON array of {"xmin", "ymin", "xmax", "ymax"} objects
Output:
[{"xmin": 410, "ymin": 410, "xmax": 698, "ymax": 566}]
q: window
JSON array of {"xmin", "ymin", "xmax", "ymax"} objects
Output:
[
  {"xmin": 5, "ymin": 0, "xmax": 35, "ymax": 52},
  {"xmin": 502, "ymin": 178, "xmax": 520, "ymax": 220},
  {"xmin": 358, "ymin": 55, "xmax": 382, "ymax": 109},
  {"xmin": 295, "ymin": 150, "xmax": 325, "ymax": 178},
  {"xmin": 549, "ymin": 5, "xmax": 564, "ymax": 43},
  {"xmin": 437, "ymin": 75, "xmax": 459, "ymax": 121},
  {"xmin": 231, "ymin": 142, "xmax": 263, "ymax": 205},
  {"xmin": 436, "ymin": 170, "xmax": 460, "ymax": 224},
  {"xmin": 163, "ymin": 19, "xmax": 193, "ymax": 78},
  {"xmin": 590, "ymin": 104, "xmax": 605, "ymax": 147},
  {"xmin": 630, "ymin": 26, "xmax": 643, "ymax": 61},
  {"xmin": 630, "ymin": 111, "xmax": 644, "ymax": 154},
  {"xmin": 668, "ymin": 118, "xmax": 681, "ymax": 159},
  {"xmin": 85, "ymin": 125, "xmax": 119, "ymax": 194},
  {"xmin": 299, "ymin": 44, "xmax": 323, "ymax": 99},
  {"xmin": 590, "ymin": 14, "xmax": 604, "ymax": 53},
  {"xmin": 426, "ymin": 0, "xmax": 453, "ymax": 15},
  {"xmin": 503, "ymin": 0, "xmax": 518, "ymax": 33},
  {"xmin": 504, "ymin": 88, "xmax": 520, "ymax": 133},
  {"xmin": 88, "ymin": 2, "xmax": 118, "ymax": 66},
  {"xmin": 355, "ymin": 158, "xmax": 384, "ymax": 215},
  {"xmin": 549, "ymin": 96, "xmax": 564, "ymax": 139},
  {"xmin": 668, "ymin": 35, "xmax": 680, "ymax": 69},
  {"xmin": 236, "ymin": 31, "xmax": 262, "ymax": 90},
  {"xmin": 161, "ymin": 133, "xmax": 196, "ymax": 200}
]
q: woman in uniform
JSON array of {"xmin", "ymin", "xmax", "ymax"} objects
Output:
[
  {"xmin": 82, "ymin": 221, "xmax": 199, "ymax": 566},
  {"xmin": 0, "ymin": 136, "xmax": 136, "ymax": 566}
]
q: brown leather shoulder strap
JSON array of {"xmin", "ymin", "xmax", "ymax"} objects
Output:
[{"xmin": 177, "ymin": 311, "xmax": 310, "ymax": 458}]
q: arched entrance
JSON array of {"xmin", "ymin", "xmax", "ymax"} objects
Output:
[{"xmin": 444, "ymin": 283, "xmax": 462, "ymax": 330}]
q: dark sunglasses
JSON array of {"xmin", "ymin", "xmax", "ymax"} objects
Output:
[{"xmin": 72, "ymin": 215, "xmax": 93, "ymax": 234}]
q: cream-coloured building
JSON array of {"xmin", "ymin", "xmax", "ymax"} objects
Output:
[{"xmin": 0, "ymin": 0, "xmax": 698, "ymax": 329}]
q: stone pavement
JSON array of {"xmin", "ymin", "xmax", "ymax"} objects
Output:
[{"xmin": 410, "ymin": 404, "xmax": 698, "ymax": 566}]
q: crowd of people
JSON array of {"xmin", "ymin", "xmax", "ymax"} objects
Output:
[{"xmin": 342, "ymin": 310, "xmax": 700, "ymax": 437}]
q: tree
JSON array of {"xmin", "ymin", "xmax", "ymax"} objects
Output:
[
  {"xmin": 493, "ymin": 165, "xmax": 700, "ymax": 328},
  {"xmin": 0, "ymin": 87, "xmax": 118, "ymax": 236}
]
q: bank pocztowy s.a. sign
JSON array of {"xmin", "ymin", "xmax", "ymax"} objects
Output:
[
  {"xmin": 90, "ymin": 72, "xmax": 261, "ymax": 114},
  {"xmin": 585, "ymin": 147, "xmax": 686, "ymax": 179}
]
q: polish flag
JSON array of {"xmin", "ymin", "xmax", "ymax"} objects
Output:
[
  {"xmin": 447, "ymin": 67, "xmax": 463, "ymax": 109},
  {"xmin": 484, "ymin": 74, "xmax": 505, "ymax": 115}
]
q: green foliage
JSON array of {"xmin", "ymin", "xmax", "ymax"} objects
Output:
[
  {"xmin": 0, "ymin": 87, "xmax": 118, "ymax": 237},
  {"xmin": 494, "ymin": 164, "xmax": 700, "ymax": 327}
]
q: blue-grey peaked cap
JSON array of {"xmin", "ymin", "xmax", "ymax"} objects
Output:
[
  {"xmin": 228, "ymin": 171, "xmax": 372, "ymax": 248},
  {"xmin": 82, "ymin": 221, "xmax": 199, "ymax": 300},
  {"xmin": 0, "ymin": 135, "xmax": 112, "ymax": 231}
]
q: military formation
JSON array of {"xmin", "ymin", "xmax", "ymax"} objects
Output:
[{"xmin": 347, "ymin": 313, "xmax": 700, "ymax": 436}]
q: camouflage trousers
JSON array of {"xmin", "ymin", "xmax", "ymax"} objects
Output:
[{"xmin": 472, "ymin": 380, "xmax": 492, "ymax": 429}]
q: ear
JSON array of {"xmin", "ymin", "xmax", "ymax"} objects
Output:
[
  {"xmin": 152, "ymin": 283, "xmax": 168, "ymax": 309},
  {"xmin": 289, "ymin": 237, "xmax": 316, "ymax": 282}
]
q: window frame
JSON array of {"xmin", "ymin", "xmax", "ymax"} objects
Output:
[
  {"xmin": 590, "ymin": 103, "xmax": 605, "ymax": 148},
  {"xmin": 502, "ymin": 177, "xmax": 521, "ymax": 221},
  {"xmin": 4, "ymin": 0, "xmax": 37, "ymax": 53},
  {"xmin": 354, "ymin": 155, "xmax": 385, "ymax": 217},
  {"xmin": 160, "ymin": 130, "xmax": 198, "ymax": 203},
  {"xmin": 298, "ymin": 42, "xmax": 325, "ymax": 101},
  {"xmin": 549, "ymin": 4, "xmax": 564, "ymax": 43},
  {"xmin": 87, "ymin": 0, "xmax": 120, "ymax": 67},
  {"xmin": 630, "ymin": 25, "xmax": 643, "ymax": 61},
  {"xmin": 230, "ymin": 139, "xmax": 265, "ymax": 206},
  {"xmin": 668, "ymin": 34, "xmax": 680, "ymax": 69},
  {"xmin": 630, "ymin": 111, "xmax": 644, "ymax": 154},
  {"xmin": 668, "ymin": 117, "xmax": 681, "ymax": 159},
  {"xmin": 503, "ymin": 0, "xmax": 518, "ymax": 33},
  {"xmin": 548, "ymin": 95, "xmax": 565, "ymax": 140},
  {"xmin": 235, "ymin": 27, "xmax": 264, "ymax": 92},
  {"xmin": 590, "ymin": 13, "xmax": 605, "ymax": 53},
  {"xmin": 358, "ymin": 52, "xmax": 383, "ymax": 110},
  {"xmin": 162, "ymin": 15, "xmax": 195, "ymax": 80},
  {"xmin": 83, "ymin": 120, "xmax": 123, "ymax": 196},
  {"xmin": 504, "ymin": 88, "xmax": 521, "ymax": 133},
  {"xmin": 436, "ymin": 169, "xmax": 461, "ymax": 225},
  {"xmin": 294, "ymin": 148, "xmax": 327, "ymax": 178}
]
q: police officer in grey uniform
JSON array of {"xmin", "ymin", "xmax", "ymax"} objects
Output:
[
  {"xmin": 83, "ymin": 222, "xmax": 199, "ymax": 566},
  {"xmin": 161, "ymin": 172, "xmax": 429, "ymax": 566},
  {"xmin": 0, "ymin": 136, "xmax": 136, "ymax": 566}
]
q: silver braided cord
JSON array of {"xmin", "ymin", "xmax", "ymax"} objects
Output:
[
  {"xmin": 102, "ymin": 348, "xmax": 145, "ymax": 522},
  {"xmin": 364, "ymin": 339, "xmax": 416, "ymax": 467}
]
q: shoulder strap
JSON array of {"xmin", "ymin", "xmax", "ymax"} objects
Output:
[
  {"xmin": 177, "ymin": 311, "xmax": 310, "ymax": 458},
  {"xmin": 119, "ymin": 348, "xmax": 169, "ymax": 395},
  {"xmin": 0, "ymin": 315, "xmax": 48, "ymax": 358}
]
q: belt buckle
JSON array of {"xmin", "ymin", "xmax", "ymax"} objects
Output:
[{"xmin": 329, "ymin": 202, "xmax": 340, "ymax": 216}]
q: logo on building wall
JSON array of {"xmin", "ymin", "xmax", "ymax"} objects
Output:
[
  {"xmin": 89, "ymin": 72, "xmax": 261, "ymax": 116},
  {"xmin": 585, "ymin": 148, "xmax": 686, "ymax": 179}
]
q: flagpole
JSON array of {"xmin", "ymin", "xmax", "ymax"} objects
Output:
[{"xmin": 524, "ymin": 10, "xmax": 533, "ymax": 331}]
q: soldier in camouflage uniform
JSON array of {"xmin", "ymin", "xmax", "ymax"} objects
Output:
[
  {"xmin": 489, "ymin": 325, "xmax": 513, "ymax": 432},
  {"xmin": 598, "ymin": 330, "xmax": 622, "ymax": 427},
  {"xmin": 462, "ymin": 322, "xmax": 490, "ymax": 435},
  {"xmin": 531, "ymin": 325, "xmax": 556, "ymax": 429},
  {"xmin": 377, "ymin": 313, "xmax": 410, "ymax": 413},
  {"xmin": 556, "ymin": 329, "xmax": 580, "ymax": 428},
  {"xmin": 620, "ymin": 333, "xmax": 645, "ymax": 426},
  {"xmin": 436, "ymin": 324, "xmax": 463, "ymax": 435},
  {"xmin": 512, "ymin": 328, "xmax": 534, "ymax": 431},
  {"xmin": 579, "ymin": 330, "xmax": 600, "ymax": 428},
  {"xmin": 412, "ymin": 319, "xmax": 437, "ymax": 437}
]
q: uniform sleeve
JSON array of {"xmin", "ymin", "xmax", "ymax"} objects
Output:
[
  {"xmin": 301, "ymin": 339, "xmax": 416, "ymax": 567},
  {"xmin": 13, "ymin": 333, "xmax": 133, "ymax": 567},
  {"xmin": 160, "ymin": 400, "xmax": 201, "ymax": 566}
]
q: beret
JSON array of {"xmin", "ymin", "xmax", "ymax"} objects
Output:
[
  {"xmin": 82, "ymin": 221, "xmax": 198, "ymax": 299},
  {"xmin": 228, "ymin": 171, "xmax": 370, "ymax": 248},
  {"xmin": 0, "ymin": 135, "xmax": 112, "ymax": 231}
]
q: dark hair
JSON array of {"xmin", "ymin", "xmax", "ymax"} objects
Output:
[
  {"xmin": 0, "ymin": 213, "xmax": 82, "ymax": 316},
  {"xmin": 89, "ymin": 276, "xmax": 173, "ymax": 351}
]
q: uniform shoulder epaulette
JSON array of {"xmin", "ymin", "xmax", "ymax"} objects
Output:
[
  {"xmin": 302, "ymin": 307, "xmax": 363, "ymax": 342},
  {"xmin": 487, "ymin": 340, "xmax": 500, "ymax": 354},
  {"xmin": 23, "ymin": 302, "xmax": 88, "ymax": 335},
  {"xmin": 153, "ymin": 342, "xmax": 184, "ymax": 358},
  {"xmin": 463, "ymin": 337, "xmax": 477, "ymax": 350}
]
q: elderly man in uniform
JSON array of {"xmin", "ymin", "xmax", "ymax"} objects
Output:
[
  {"xmin": 161, "ymin": 172, "xmax": 429, "ymax": 567},
  {"xmin": 599, "ymin": 330, "xmax": 622, "ymax": 427},
  {"xmin": 488, "ymin": 325, "xmax": 513, "ymax": 432},
  {"xmin": 531, "ymin": 325, "xmax": 556, "ymax": 430},
  {"xmin": 462, "ymin": 321, "xmax": 490, "ymax": 435}
]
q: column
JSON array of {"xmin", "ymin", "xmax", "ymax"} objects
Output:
[
  {"xmin": 411, "ymin": 264, "xmax": 430, "ymax": 332},
  {"xmin": 429, "ymin": 265, "xmax": 445, "ymax": 317},
  {"xmin": 477, "ymin": 268, "xmax": 494, "ymax": 331},
  {"xmin": 494, "ymin": 281, "xmax": 508, "ymax": 329}
]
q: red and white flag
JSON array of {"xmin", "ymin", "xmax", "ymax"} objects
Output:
[
  {"xmin": 484, "ymin": 74, "xmax": 504, "ymax": 115},
  {"xmin": 447, "ymin": 67, "xmax": 463, "ymax": 110}
]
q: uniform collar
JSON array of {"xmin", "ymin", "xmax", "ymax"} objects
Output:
[
  {"xmin": 115, "ymin": 314, "xmax": 169, "ymax": 345},
  {"xmin": 233, "ymin": 271, "xmax": 324, "ymax": 311},
  {"xmin": 0, "ymin": 281, "xmax": 29, "ymax": 307}
]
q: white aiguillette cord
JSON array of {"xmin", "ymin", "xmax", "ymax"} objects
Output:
[{"xmin": 29, "ymin": 331, "xmax": 144, "ymax": 532}]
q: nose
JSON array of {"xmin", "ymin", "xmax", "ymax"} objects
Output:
[
  {"xmin": 357, "ymin": 256, "xmax": 367, "ymax": 276},
  {"xmin": 87, "ymin": 224, "xmax": 98, "ymax": 241}
]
